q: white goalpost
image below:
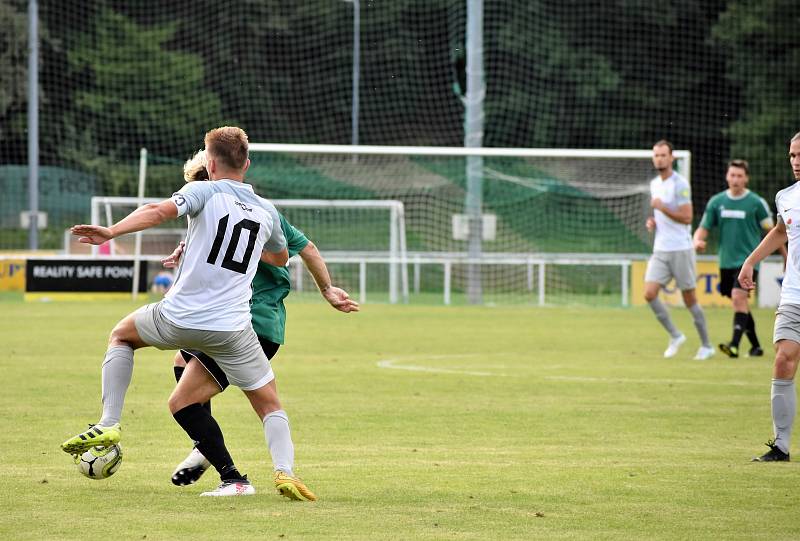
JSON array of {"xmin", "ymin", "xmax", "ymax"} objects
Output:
[
  {"xmin": 246, "ymin": 143, "xmax": 691, "ymax": 306},
  {"xmin": 85, "ymin": 196, "xmax": 410, "ymax": 304}
]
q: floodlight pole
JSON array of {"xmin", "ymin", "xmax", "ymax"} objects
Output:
[
  {"xmin": 344, "ymin": 0, "xmax": 360, "ymax": 157},
  {"xmin": 464, "ymin": 0, "xmax": 485, "ymax": 304},
  {"xmin": 27, "ymin": 0, "xmax": 39, "ymax": 249}
]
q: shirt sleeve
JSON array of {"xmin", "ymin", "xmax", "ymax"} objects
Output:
[
  {"xmin": 261, "ymin": 200, "xmax": 287, "ymax": 254},
  {"xmin": 756, "ymin": 196, "xmax": 773, "ymax": 228},
  {"xmin": 171, "ymin": 181, "xmax": 214, "ymax": 218},
  {"xmin": 279, "ymin": 214, "xmax": 310, "ymax": 258},
  {"xmin": 699, "ymin": 197, "xmax": 717, "ymax": 229},
  {"xmin": 674, "ymin": 177, "xmax": 692, "ymax": 206},
  {"xmin": 776, "ymin": 193, "xmax": 784, "ymax": 224}
]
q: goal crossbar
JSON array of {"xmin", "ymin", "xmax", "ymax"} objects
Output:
[{"xmin": 89, "ymin": 196, "xmax": 410, "ymax": 304}]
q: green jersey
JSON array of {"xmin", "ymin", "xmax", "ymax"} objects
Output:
[
  {"xmin": 699, "ymin": 189, "xmax": 772, "ymax": 269},
  {"xmin": 250, "ymin": 213, "xmax": 309, "ymax": 344}
]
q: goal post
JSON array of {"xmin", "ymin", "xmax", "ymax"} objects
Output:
[
  {"xmin": 84, "ymin": 196, "xmax": 410, "ymax": 303},
  {"xmin": 247, "ymin": 143, "xmax": 691, "ymax": 306}
]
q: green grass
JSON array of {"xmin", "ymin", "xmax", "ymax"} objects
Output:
[{"xmin": 1, "ymin": 299, "xmax": 799, "ymax": 540}]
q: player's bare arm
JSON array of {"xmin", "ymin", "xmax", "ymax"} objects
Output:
[
  {"xmin": 261, "ymin": 247, "xmax": 289, "ymax": 267},
  {"xmin": 299, "ymin": 241, "xmax": 359, "ymax": 312},
  {"xmin": 652, "ymin": 199, "xmax": 692, "ymax": 224},
  {"xmin": 162, "ymin": 241, "xmax": 185, "ymax": 269},
  {"xmin": 72, "ymin": 200, "xmax": 179, "ymax": 245},
  {"xmin": 693, "ymin": 225, "xmax": 709, "ymax": 252},
  {"xmin": 739, "ymin": 221, "xmax": 788, "ymax": 290}
]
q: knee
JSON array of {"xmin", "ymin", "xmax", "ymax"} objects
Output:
[
  {"xmin": 167, "ymin": 393, "xmax": 183, "ymax": 415},
  {"xmin": 108, "ymin": 320, "xmax": 132, "ymax": 347},
  {"xmin": 644, "ymin": 289, "xmax": 657, "ymax": 303},
  {"xmin": 774, "ymin": 351, "xmax": 798, "ymax": 378}
]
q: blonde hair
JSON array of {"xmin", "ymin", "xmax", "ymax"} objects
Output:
[
  {"xmin": 204, "ymin": 126, "xmax": 249, "ymax": 170},
  {"xmin": 183, "ymin": 149, "xmax": 208, "ymax": 182}
]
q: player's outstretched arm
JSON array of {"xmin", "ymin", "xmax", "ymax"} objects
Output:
[
  {"xmin": 162, "ymin": 241, "xmax": 185, "ymax": 268},
  {"xmin": 693, "ymin": 226, "xmax": 709, "ymax": 252},
  {"xmin": 299, "ymin": 241, "xmax": 359, "ymax": 313},
  {"xmin": 261, "ymin": 248, "xmax": 289, "ymax": 267},
  {"xmin": 71, "ymin": 200, "xmax": 178, "ymax": 245},
  {"xmin": 739, "ymin": 221, "xmax": 788, "ymax": 290}
]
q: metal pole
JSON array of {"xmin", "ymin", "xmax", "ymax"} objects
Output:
[
  {"xmin": 131, "ymin": 148, "xmax": 147, "ymax": 300},
  {"xmin": 27, "ymin": 0, "xmax": 39, "ymax": 250},
  {"xmin": 351, "ymin": 0, "xmax": 360, "ymax": 149},
  {"xmin": 464, "ymin": 0, "xmax": 485, "ymax": 304}
]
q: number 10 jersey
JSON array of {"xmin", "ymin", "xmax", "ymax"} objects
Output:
[{"xmin": 163, "ymin": 179, "xmax": 286, "ymax": 331}]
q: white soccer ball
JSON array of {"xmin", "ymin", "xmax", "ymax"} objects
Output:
[{"xmin": 74, "ymin": 444, "xmax": 123, "ymax": 480}]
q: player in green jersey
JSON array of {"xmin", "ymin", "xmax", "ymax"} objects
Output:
[
  {"xmin": 693, "ymin": 159, "xmax": 786, "ymax": 358},
  {"xmin": 163, "ymin": 150, "xmax": 358, "ymax": 498}
]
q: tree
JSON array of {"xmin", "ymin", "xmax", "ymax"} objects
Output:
[
  {"xmin": 0, "ymin": 0, "xmax": 29, "ymax": 163},
  {"xmin": 712, "ymin": 0, "xmax": 800, "ymax": 198},
  {"xmin": 64, "ymin": 6, "xmax": 224, "ymax": 162}
]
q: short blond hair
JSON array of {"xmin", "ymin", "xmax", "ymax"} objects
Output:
[
  {"xmin": 183, "ymin": 149, "xmax": 208, "ymax": 182},
  {"xmin": 204, "ymin": 126, "xmax": 249, "ymax": 170}
]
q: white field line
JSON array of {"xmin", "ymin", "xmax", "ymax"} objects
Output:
[
  {"xmin": 376, "ymin": 355, "xmax": 764, "ymax": 387},
  {"xmin": 376, "ymin": 354, "xmax": 507, "ymax": 377}
]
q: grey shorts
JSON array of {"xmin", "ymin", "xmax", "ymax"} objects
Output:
[
  {"xmin": 645, "ymin": 249, "xmax": 697, "ymax": 291},
  {"xmin": 134, "ymin": 302, "xmax": 274, "ymax": 391},
  {"xmin": 774, "ymin": 303, "xmax": 800, "ymax": 345}
]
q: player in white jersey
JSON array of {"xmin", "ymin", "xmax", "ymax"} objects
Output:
[
  {"xmin": 739, "ymin": 132, "xmax": 800, "ymax": 462},
  {"xmin": 61, "ymin": 127, "xmax": 311, "ymax": 496},
  {"xmin": 644, "ymin": 140, "xmax": 714, "ymax": 360}
]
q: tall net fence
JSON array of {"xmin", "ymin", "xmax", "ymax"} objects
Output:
[{"xmin": 1, "ymin": 0, "xmax": 797, "ymax": 300}]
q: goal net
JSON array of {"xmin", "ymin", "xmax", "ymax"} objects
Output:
[
  {"xmin": 79, "ymin": 196, "xmax": 409, "ymax": 304},
  {"xmin": 247, "ymin": 143, "xmax": 691, "ymax": 306}
]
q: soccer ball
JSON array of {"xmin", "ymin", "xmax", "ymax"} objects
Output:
[{"xmin": 74, "ymin": 444, "xmax": 123, "ymax": 480}]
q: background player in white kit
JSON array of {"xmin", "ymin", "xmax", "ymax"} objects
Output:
[
  {"xmin": 739, "ymin": 132, "xmax": 800, "ymax": 462},
  {"xmin": 61, "ymin": 127, "xmax": 313, "ymax": 496},
  {"xmin": 644, "ymin": 140, "xmax": 714, "ymax": 361}
]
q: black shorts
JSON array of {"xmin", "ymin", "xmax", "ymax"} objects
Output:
[
  {"xmin": 180, "ymin": 337, "xmax": 281, "ymax": 392},
  {"xmin": 718, "ymin": 267, "xmax": 757, "ymax": 298}
]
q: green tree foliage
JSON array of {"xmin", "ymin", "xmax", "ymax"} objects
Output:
[
  {"xmin": 0, "ymin": 0, "xmax": 29, "ymax": 160},
  {"xmin": 713, "ymin": 0, "xmax": 799, "ymax": 196},
  {"xmin": 64, "ymin": 6, "xmax": 224, "ymax": 162}
]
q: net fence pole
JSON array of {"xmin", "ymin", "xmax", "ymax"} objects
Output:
[
  {"xmin": 131, "ymin": 148, "xmax": 147, "ymax": 300},
  {"xmin": 465, "ymin": 0, "xmax": 485, "ymax": 304},
  {"xmin": 27, "ymin": 0, "xmax": 39, "ymax": 250}
]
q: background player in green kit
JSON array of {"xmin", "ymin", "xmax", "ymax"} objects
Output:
[
  {"xmin": 693, "ymin": 159, "xmax": 786, "ymax": 358},
  {"xmin": 164, "ymin": 150, "xmax": 358, "ymax": 498}
]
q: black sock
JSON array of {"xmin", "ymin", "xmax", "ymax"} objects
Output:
[
  {"xmin": 173, "ymin": 403, "xmax": 242, "ymax": 481},
  {"xmin": 731, "ymin": 312, "xmax": 749, "ymax": 347},
  {"xmin": 173, "ymin": 365, "xmax": 185, "ymax": 383},
  {"xmin": 174, "ymin": 365, "xmax": 212, "ymax": 414},
  {"xmin": 746, "ymin": 312, "xmax": 761, "ymax": 349}
]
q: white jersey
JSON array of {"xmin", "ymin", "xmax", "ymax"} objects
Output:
[
  {"xmin": 650, "ymin": 172, "xmax": 692, "ymax": 252},
  {"xmin": 776, "ymin": 182, "xmax": 800, "ymax": 307},
  {"xmin": 161, "ymin": 179, "xmax": 286, "ymax": 331}
]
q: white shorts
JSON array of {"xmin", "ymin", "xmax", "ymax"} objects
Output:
[
  {"xmin": 134, "ymin": 302, "xmax": 274, "ymax": 391},
  {"xmin": 645, "ymin": 249, "xmax": 697, "ymax": 291},
  {"xmin": 774, "ymin": 303, "xmax": 800, "ymax": 345}
]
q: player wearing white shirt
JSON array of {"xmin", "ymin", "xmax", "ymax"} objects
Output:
[
  {"xmin": 61, "ymin": 127, "xmax": 311, "ymax": 497},
  {"xmin": 739, "ymin": 132, "xmax": 800, "ymax": 462},
  {"xmin": 643, "ymin": 140, "xmax": 714, "ymax": 361}
]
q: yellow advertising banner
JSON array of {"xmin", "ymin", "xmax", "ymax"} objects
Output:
[
  {"xmin": 0, "ymin": 259, "xmax": 25, "ymax": 291},
  {"xmin": 631, "ymin": 260, "xmax": 729, "ymax": 307}
]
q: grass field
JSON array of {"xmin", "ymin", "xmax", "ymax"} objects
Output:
[{"xmin": 2, "ymin": 297, "xmax": 799, "ymax": 540}]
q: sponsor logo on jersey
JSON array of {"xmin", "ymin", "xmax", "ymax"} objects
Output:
[
  {"xmin": 173, "ymin": 194, "xmax": 186, "ymax": 207},
  {"xmin": 720, "ymin": 209, "xmax": 746, "ymax": 219},
  {"xmin": 234, "ymin": 200, "xmax": 253, "ymax": 212}
]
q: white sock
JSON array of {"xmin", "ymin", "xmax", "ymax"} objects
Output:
[
  {"xmin": 264, "ymin": 409, "xmax": 294, "ymax": 476},
  {"xmin": 98, "ymin": 345, "xmax": 134, "ymax": 426},
  {"xmin": 772, "ymin": 378, "xmax": 796, "ymax": 454}
]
